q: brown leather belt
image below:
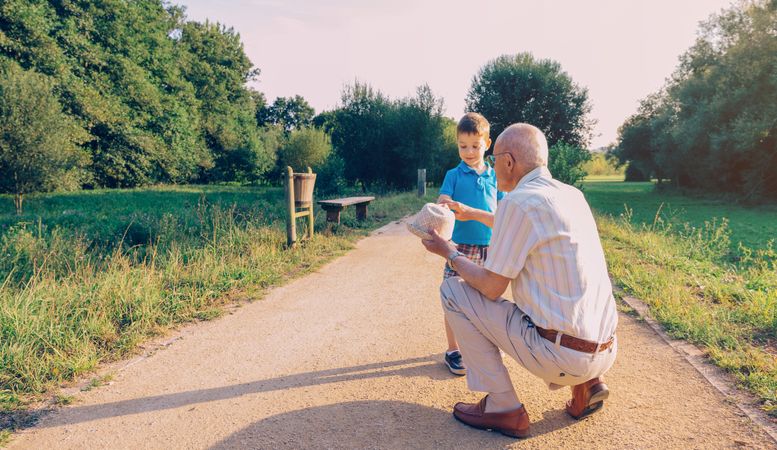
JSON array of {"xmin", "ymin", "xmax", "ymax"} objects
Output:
[{"xmin": 536, "ymin": 326, "xmax": 614, "ymax": 354}]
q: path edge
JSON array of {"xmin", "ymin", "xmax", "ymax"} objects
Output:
[{"xmin": 619, "ymin": 294, "xmax": 777, "ymax": 443}]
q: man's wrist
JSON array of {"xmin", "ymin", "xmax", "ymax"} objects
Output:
[{"xmin": 447, "ymin": 250, "xmax": 464, "ymax": 267}]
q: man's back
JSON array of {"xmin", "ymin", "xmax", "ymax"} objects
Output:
[{"xmin": 485, "ymin": 167, "xmax": 618, "ymax": 342}]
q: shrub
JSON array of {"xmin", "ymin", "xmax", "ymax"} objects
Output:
[{"xmin": 548, "ymin": 142, "xmax": 591, "ymax": 186}]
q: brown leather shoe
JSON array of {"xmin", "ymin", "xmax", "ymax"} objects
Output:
[
  {"xmin": 452, "ymin": 396, "xmax": 530, "ymax": 438},
  {"xmin": 566, "ymin": 377, "xmax": 609, "ymax": 420}
]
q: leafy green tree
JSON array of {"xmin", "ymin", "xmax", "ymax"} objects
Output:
[
  {"xmin": 0, "ymin": 1, "xmax": 274, "ymax": 187},
  {"xmin": 327, "ymin": 82, "xmax": 393, "ymax": 189},
  {"xmin": 324, "ymin": 82, "xmax": 454, "ymax": 190},
  {"xmin": 257, "ymin": 95, "xmax": 315, "ymax": 132},
  {"xmin": 178, "ymin": 20, "xmax": 271, "ymax": 182},
  {"xmin": 0, "ymin": 63, "xmax": 88, "ymax": 213},
  {"xmin": 548, "ymin": 142, "xmax": 591, "ymax": 187},
  {"xmin": 277, "ymin": 128, "xmax": 332, "ymax": 173},
  {"xmin": 466, "ymin": 53, "xmax": 595, "ymax": 149},
  {"xmin": 0, "ymin": 0, "xmax": 209, "ymax": 187},
  {"xmin": 613, "ymin": 0, "xmax": 776, "ymax": 200}
]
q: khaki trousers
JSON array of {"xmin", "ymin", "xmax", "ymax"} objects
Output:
[{"xmin": 440, "ymin": 277, "xmax": 617, "ymax": 394}]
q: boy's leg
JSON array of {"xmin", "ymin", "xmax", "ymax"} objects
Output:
[{"xmin": 444, "ymin": 316, "xmax": 459, "ymax": 352}]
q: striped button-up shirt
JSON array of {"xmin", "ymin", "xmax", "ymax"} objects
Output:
[{"xmin": 484, "ymin": 166, "xmax": 618, "ymax": 343}]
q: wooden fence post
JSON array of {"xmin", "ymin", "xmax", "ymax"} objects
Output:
[
  {"xmin": 417, "ymin": 169, "xmax": 426, "ymax": 197},
  {"xmin": 285, "ymin": 166, "xmax": 296, "ymax": 247},
  {"xmin": 306, "ymin": 166, "xmax": 314, "ymax": 239}
]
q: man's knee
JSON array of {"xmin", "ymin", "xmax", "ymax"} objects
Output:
[{"xmin": 440, "ymin": 277, "xmax": 464, "ymax": 313}]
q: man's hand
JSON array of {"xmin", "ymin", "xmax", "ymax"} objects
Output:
[
  {"xmin": 438, "ymin": 199, "xmax": 495, "ymax": 228},
  {"xmin": 421, "ymin": 229, "xmax": 457, "ymax": 259},
  {"xmin": 438, "ymin": 199, "xmax": 475, "ymax": 221}
]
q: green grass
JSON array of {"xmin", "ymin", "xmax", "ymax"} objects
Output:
[
  {"xmin": 584, "ymin": 180, "xmax": 777, "ymax": 415},
  {"xmin": 0, "ymin": 185, "xmax": 438, "ymax": 422},
  {"xmin": 584, "ymin": 180, "xmax": 777, "ymax": 251}
]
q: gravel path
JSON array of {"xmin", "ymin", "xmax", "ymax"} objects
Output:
[{"xmin": 9, "ymin": 219, "xmax": 774, "ymax": 449}]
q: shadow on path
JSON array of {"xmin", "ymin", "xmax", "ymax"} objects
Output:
[
  {"xmin": 34, "ymin": 355, "xmax": 449, "ymax": 429},
  {"xmin": 209, "ymin": 399, "xmax": 577, "ymax": 449}
]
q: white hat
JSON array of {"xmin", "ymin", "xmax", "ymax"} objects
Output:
[{"xmin": 407, "ymin": 203, "xmax": 455, "ymax": 241}]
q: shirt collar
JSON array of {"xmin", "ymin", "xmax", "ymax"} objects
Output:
[
  {"xmin": 457, "ymin": 160, "xmax": 493, "ymax": 178},
  {"xmin": 515, "ymin": 166, "xmax": 552, "ymax": 190}
]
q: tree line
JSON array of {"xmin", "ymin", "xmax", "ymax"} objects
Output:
[
  {"xmin": 1, "ymin": 0, "xmax": 595, "ymax": 213},
  {"xmin": 612, "ymin": 0, "xmax": 777, "ymax": 201}
]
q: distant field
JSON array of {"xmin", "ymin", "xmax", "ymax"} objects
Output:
[
  {"xmin": 583, "ymin": 179, "xmax": 777, "ymax": 251},
  {"xmin": 0, "ymin": 185, "xmax": 288, "ymax": 249}
]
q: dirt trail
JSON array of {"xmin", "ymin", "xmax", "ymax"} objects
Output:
[{"xmin": 9, "ymin": 219, "xmax": 774, "ymax": 449}]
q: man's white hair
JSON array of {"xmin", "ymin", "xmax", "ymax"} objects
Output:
[{"xmin": 495, "ymin": 123, "xmax": 548, "ymax": 169}]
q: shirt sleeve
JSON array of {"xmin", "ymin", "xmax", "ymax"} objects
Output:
[
  {"xmin": 439, "ymin": 170, "xmax": 456, "ymax": 197},
  {"xmin": 484, "ymin": 198, "xmax": 538, "ymax": 279},
  {"xmin": 496, "ymin": 190, "xmax": 505, "ymax": 201}
]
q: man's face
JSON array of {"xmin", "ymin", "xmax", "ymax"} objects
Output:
[
  {"xmin": 492, "ymin": 140, "xmax": 514, "ymax": 192},
  {"xmin": 457, "ymin": 133, "xmax": 489, "ymax": 168}
]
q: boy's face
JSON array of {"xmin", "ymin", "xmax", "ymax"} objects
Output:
[{"xmin": 457, "ymin": 133, "xmax": 491, "ymax": 168}]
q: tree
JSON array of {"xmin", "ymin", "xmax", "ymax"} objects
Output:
[
  {"xmin": 1, "ymin": 0, "xmax": 210, "ymax": 187},
  {"xmin": 178, "ymin": 20, "xmax": 271, "ymax": 182},
  {"xmin": 0, "ymin": 63, "xmax": 87, "ymax": 213},
  {"xmin": 612, "ymin": 0, "xmax": 777, "ymax": 200},
  {"xmin": 324, "ymin": 82, "xmax": 454, "ymax": 190},
  {"xmin": 277, "ymin": 128, "xmax": 332, "ymax": 173},
  {"xmin": 0, "ymin": 1, "xmax": 272, "ymax": 187},
  {"xmin": 327, "ymin": 82, "xmax": 393, "ymax": 189},
  {"xmin": 257, "ymin": 95, "xmax": 315, "ymax": 132},
  {"xmin": 465, "ymin": 53, "xmax": 595, "ymax": 149},
  {"xmin": 548, "ymin": 142, "xmax": 591, "ymax": 186}
]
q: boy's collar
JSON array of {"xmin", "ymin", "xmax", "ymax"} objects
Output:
[{"xmin": 458, "ymin": 160, "xmax": 492, "ymax": 176}]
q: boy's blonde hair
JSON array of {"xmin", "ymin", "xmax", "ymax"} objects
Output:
[{"xmin": 457, "ymin": 112, "xmax": 490, "ymax": 139}]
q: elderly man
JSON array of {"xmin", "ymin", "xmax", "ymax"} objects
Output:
[{"xmin": 423, "ymin": 123, "xmax": 618, "ymax": 438}]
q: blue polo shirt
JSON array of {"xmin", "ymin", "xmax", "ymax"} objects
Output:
[{"xmin": 440, "ymin": 161, "xmax": 503, "ymax": 246}]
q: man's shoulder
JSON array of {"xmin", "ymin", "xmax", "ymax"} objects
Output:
[{"xmin": 504, "ymin": 181, "xmax": 552, "ymax": 210}]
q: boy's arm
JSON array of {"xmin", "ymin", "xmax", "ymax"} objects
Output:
[
  {"xmin": 437, "ymin": 194, "xmax": 453, "ymax": 203},
  {"xmin": 438, "ymin": 200, "xmax": 494, "ymax": 228}
]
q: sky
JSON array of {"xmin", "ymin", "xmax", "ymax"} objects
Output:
[{"xmin": 176, "ymin": 0, "xmax": 735, "ymax": 149}]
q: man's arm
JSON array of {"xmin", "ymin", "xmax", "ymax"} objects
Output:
[
  {"xmin": 448, "ymin": 253, "xmax": 510, "ymax": 300},
  {"xmin": 438, "ymin": 200, "xmax": 494, "ymax": 228},
  {"xmin": 421, "ymin": 230, "xmax": 510, "ymax": 300}
]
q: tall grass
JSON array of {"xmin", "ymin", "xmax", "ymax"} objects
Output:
[
  {"xmin": 0, "ymin": 187, "xmax": 437, "ymax": 414},
  {"xmin": 597, "ymin": 206, "xmax": 777, "ymax": 414}
]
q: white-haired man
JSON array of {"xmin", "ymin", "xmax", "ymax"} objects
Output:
[{"xmin": 424, "ymin": 123, "xmax": 618, "ymax": 438}]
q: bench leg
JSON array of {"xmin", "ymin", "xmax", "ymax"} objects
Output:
[
  {"xmin": 325, "ymin": 208, "xmax": 342, "ymax": 224},
  {"xmin": 356, "ymin": 203, "xmax": 368, "ymax": 221}
]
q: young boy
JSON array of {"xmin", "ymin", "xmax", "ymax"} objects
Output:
[{"xmin": 437, "ymin": 112, "xmax": 502, "ymax": 376}]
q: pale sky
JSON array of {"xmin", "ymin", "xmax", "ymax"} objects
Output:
[{"xmin": 177, "ymin": 0, "xmax": 735, "ymax": 148}]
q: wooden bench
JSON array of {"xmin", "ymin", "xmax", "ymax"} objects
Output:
[{"xmin": 317, "ymin": 196, "xmax": 375, "ymax": 224}]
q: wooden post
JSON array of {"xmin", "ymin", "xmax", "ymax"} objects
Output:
[
  {"xmin": 285, "ymin": 166, "xmax": 296, "ymax": 247},
  {"xmin": 306, "ymin": 166, "xmax": 314, "ymax": 239},
  {"xmin": 417, "ymin": 169, "xmax": 426, "ymax": 197}
]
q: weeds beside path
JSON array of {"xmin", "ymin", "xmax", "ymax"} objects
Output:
[{"xmin": 585, "ymin": 179, "xmax": 777, "ymax": 416}]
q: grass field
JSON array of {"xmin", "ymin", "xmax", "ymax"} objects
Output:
[
  {"xmin": 584, "ymin": 178, "xmax": 777, "ymax": 251},
  {"xmin": 0, "ymin": 185, "xmax": 438, "ymax": 421},
  {"xmin": 584, "ymin": 179, "xmax": 777, "ymax": 415}
]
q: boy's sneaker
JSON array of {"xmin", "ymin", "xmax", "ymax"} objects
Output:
[{"xmin": 445, "ymin": 350, "xmax": 466, "ymax": 376}]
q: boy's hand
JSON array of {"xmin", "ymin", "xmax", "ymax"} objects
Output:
[
  {"xmin": 439, "ymin": 200, "xmax": 475, "ymax": 221},
  {"xmin": 421, "ymin": 229, "xmax": 456, "ymax": 258}
]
